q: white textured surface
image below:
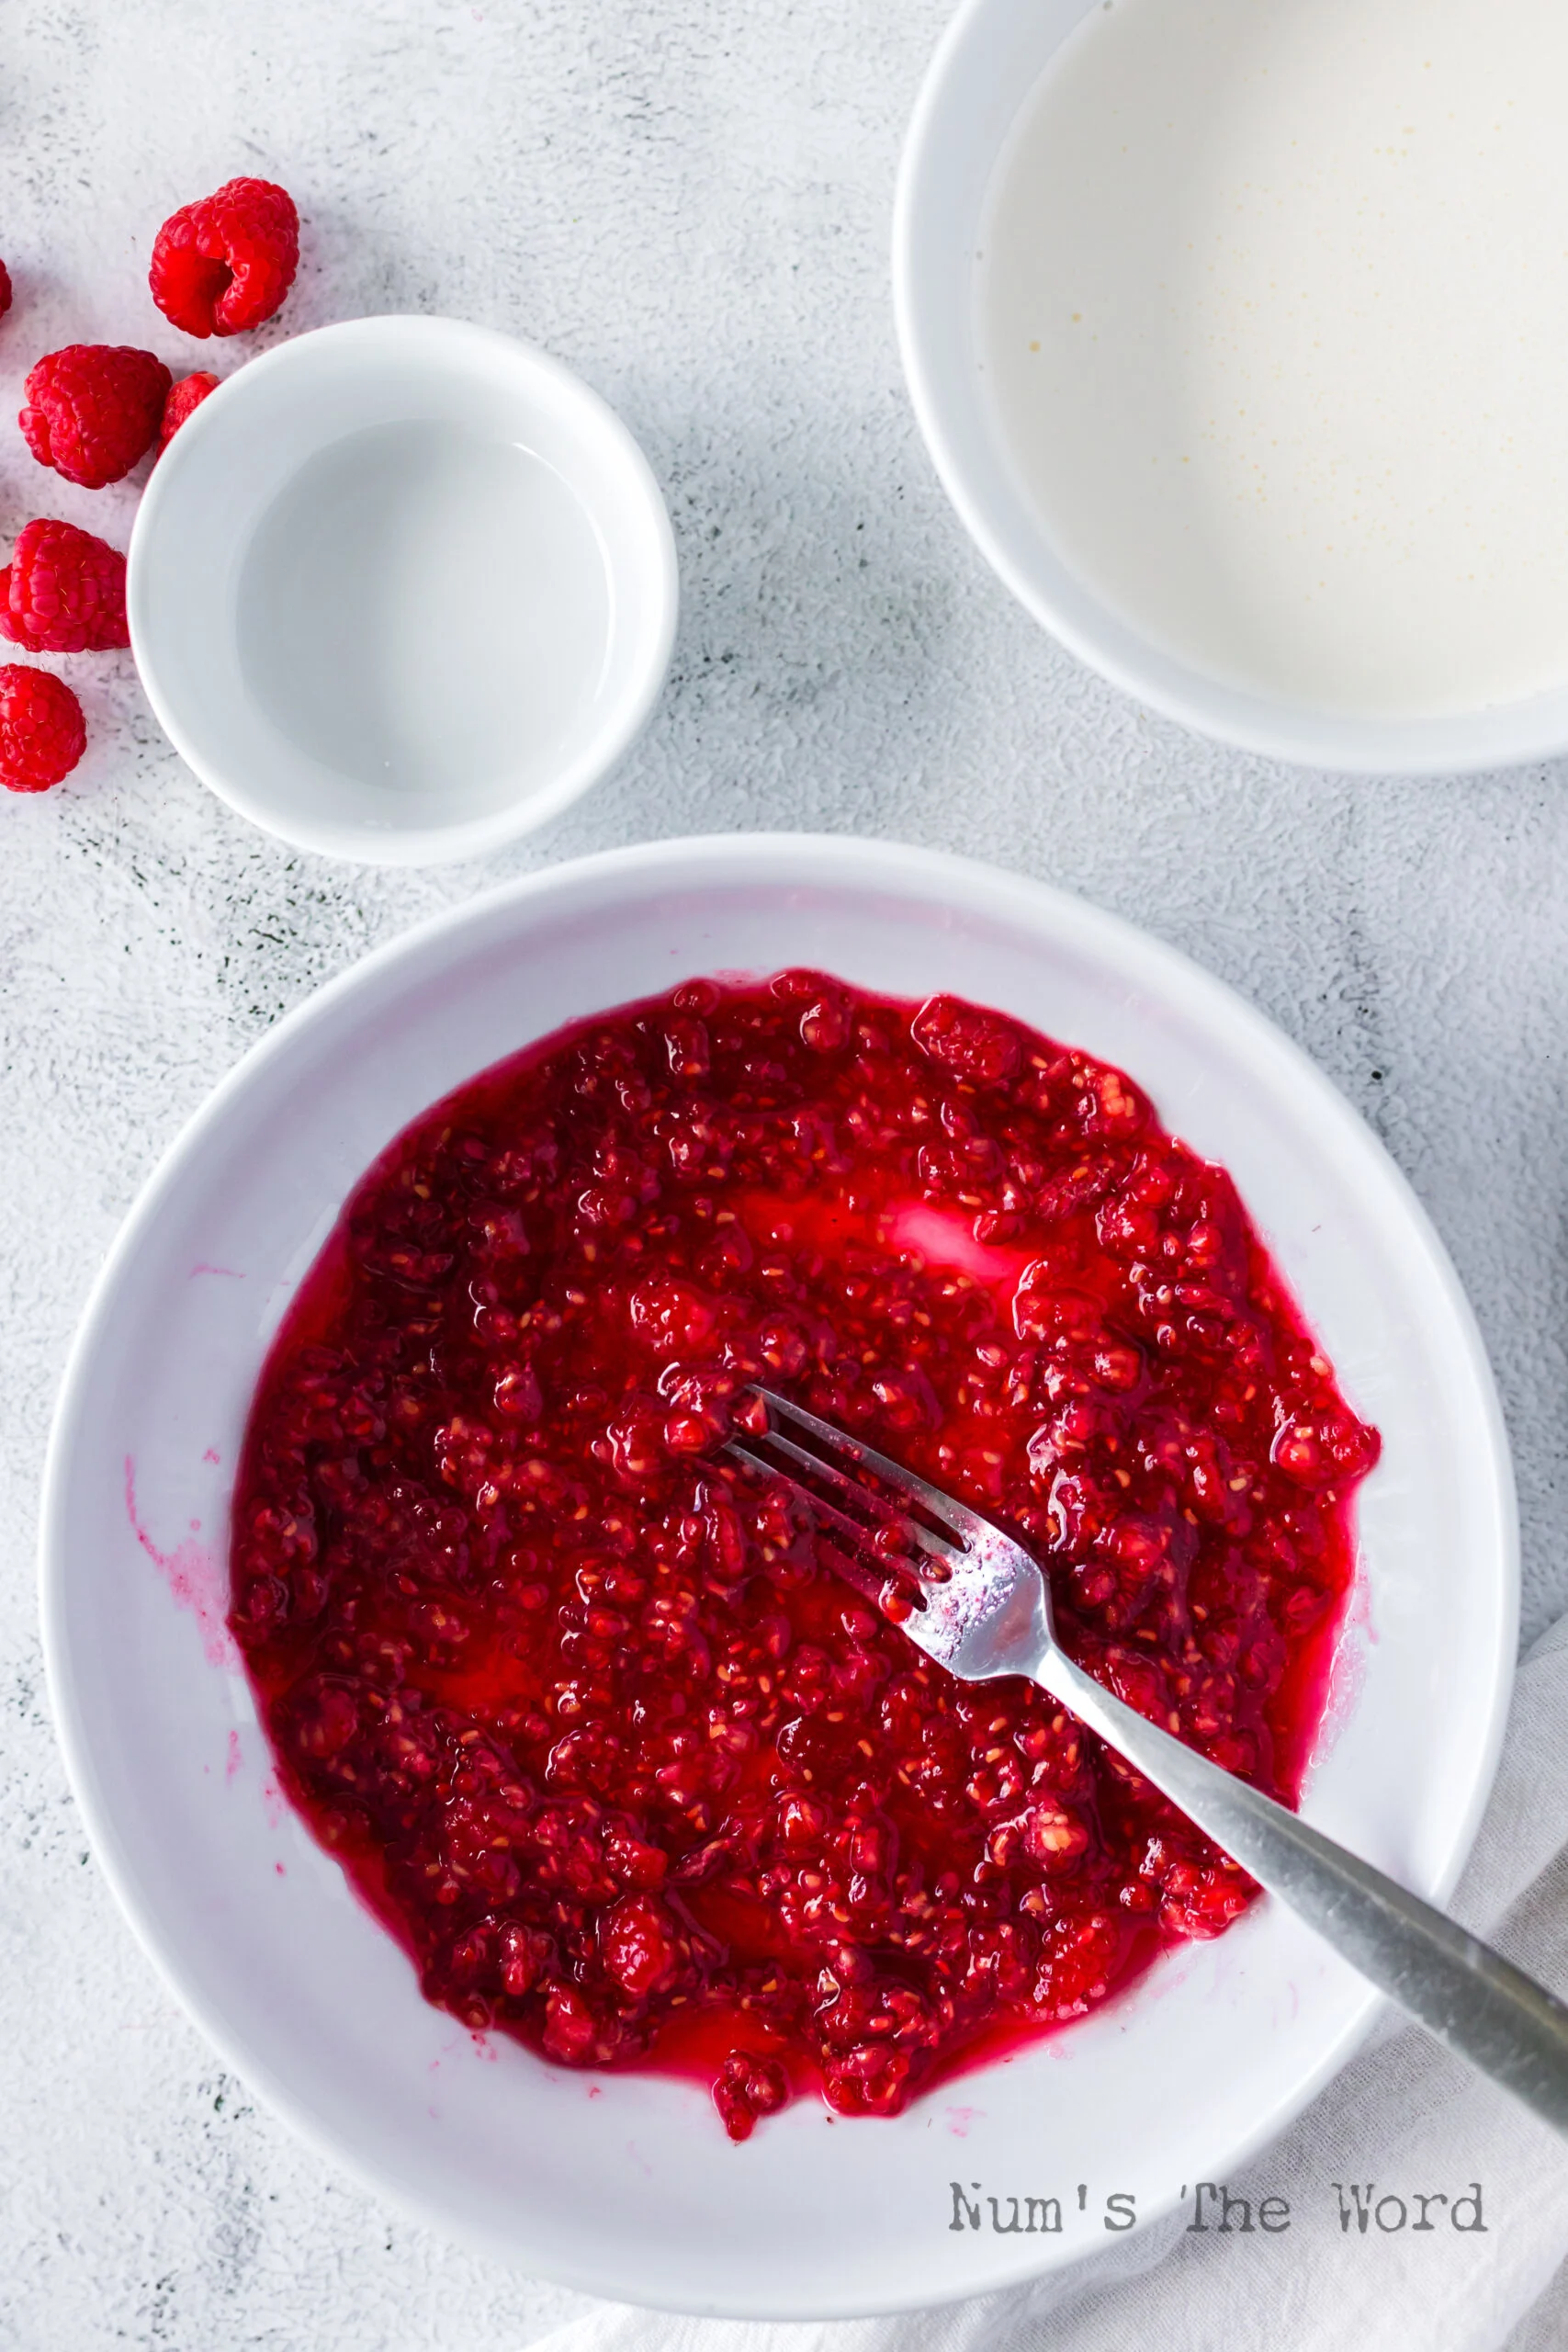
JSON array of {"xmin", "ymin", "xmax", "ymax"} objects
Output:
[{"xmin": 2, "ymin": 1, "xmax": 1566, "ymax": 2343}]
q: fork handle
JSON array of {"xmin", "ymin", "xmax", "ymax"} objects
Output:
[{"xmin": 1035, "ymin": 1646, "xmax": 1568, "ymax": 2136}]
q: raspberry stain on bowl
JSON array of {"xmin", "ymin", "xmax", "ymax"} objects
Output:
[{"xmin": 229, "ymin": 973, "xmax": 1380, "ymax": 2141}]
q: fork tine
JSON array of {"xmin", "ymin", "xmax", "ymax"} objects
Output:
[
  {"xmin": 740, "ymin": 1421, "xmax": 964, "ymax": 1569},
  {"xmin": 750, "ymin": 1384, "xmax": 995, "ymax": 1545},
  {"xmin": 719, "ymin": 1440, "xmax": 920, "ymax": 1612}
]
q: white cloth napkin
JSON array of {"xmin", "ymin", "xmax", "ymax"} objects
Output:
[{"xmin": 525, "ymin": 1611, "xmax": 1568, "ymax": 2352}]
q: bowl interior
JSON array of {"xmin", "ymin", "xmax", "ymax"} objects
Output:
[
  {"xmin": 41, "ymin": 836, "xmax": 1516, "ymax": 2315},
  {"xmin": 129, "ymin": 318, "xmax": 676, "ymax": 863},
  {"xmin": 894, "ymin": 0, "xmax": 1568, "ymax": 772}
]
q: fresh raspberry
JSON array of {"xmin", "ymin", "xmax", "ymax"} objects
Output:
[
  {"xmin": 20, "ymin": 345, "xmax": 172, "ymax": 489},
  {"xmin": 150, "ymin": 177, "xmax": 299, "ymax": 338},
  {"xmin": 0, "ymin": 665, "xmax": 86, "ymax": 793},
  {"xmin": 158, "ymin": 370, "xmax": 220, "ymax": 454},
  {"xmin": 0, "ymin": 261, "xmax": 11, "ymax": 318},
  {"xmin": 0, "ymin": 520, "xmax": 128, "ymax": 652}
]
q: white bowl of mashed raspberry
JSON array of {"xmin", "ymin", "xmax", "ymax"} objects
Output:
[
  {"xmin": 40, "ymin": 835, "xmax": 1516, "ymax": 2315},
  {"xmin": 128, "ymin": 316, "xmax": 678, "ymax": 865}
]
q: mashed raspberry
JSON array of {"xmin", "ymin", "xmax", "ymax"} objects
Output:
[{"xmin": 231, "ymin": 974, "xmax": 1378, "ymax": 2139}]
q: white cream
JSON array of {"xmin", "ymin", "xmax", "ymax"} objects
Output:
[{"xmin": 979, "ymin": 0, "xmax": 1568, "ymax": 716}]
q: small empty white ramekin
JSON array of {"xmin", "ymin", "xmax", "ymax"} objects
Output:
[{"xmin": 130, "ymin": 316, "xmax": 678, "ymax": 864}]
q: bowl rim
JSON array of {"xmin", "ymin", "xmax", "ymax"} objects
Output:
[
  {"xmin": 892, "ymin": 0, "xmax": 1568, "ymax": 777},
  {"xmin": 127, "ymin": 313, "xmax": 680, "ymax": 866},
  {"xmin": 39, "ymin": 832, "xmax": 1521, "ymax": 2312}
]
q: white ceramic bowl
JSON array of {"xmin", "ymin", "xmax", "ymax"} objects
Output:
[
  {"xmin": 129, "ymin": 317, "xmax": 678, "ymax": 864},
  {"xmin": 40, "ymin": 834, "xmax": 1517, "ymax": 2316},
  {"xmin": 894, "ymin": 0, "xmax": 1568, "ymax": 775}
]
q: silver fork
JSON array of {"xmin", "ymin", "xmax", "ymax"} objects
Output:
[{"xmin": 723, "ymin": 1383, "xmax": 1568, "ymax": 2138}]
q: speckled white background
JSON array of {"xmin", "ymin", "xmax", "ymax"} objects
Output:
[{"xmin": 5, "ymin": 0, "xmax": 1568, "ymax": 2343}]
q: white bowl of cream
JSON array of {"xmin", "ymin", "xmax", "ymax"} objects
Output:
[{"xmin": 896, "ymin": 0, "xmax": 1568, "ymax": 772}]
